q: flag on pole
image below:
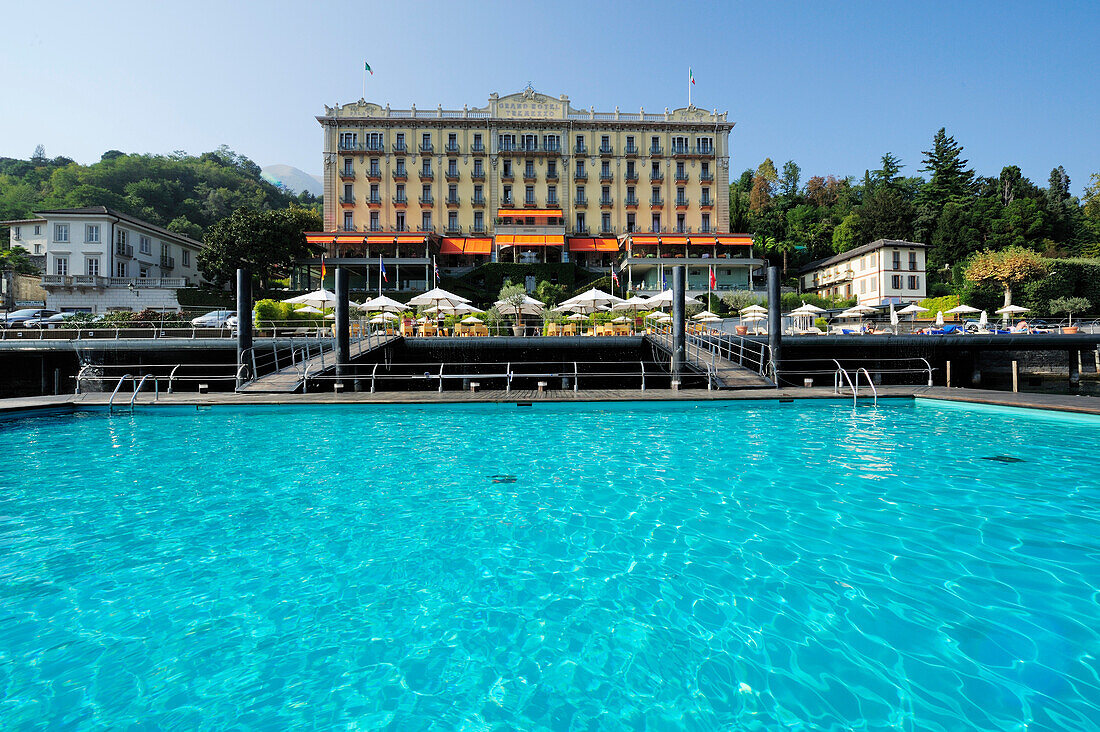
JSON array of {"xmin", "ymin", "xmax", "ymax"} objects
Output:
[
  {"xmin": 709, "ymin": 265, "xmax": 716, "ymax": 290},
  {"xmin": 320, "ymin": 255, "xmax": 326, "ymax": 282},
  {"xmin": 433, "ymin": 256, "xmax": 440, "ymax": 284},
  {"xmin": 379, "ymin": 255, "xmax": 387, "ymax": 282},
  {"xmin": 365, "ymin": 62, "xmax": 373, "ymax": 75},
  {"xmin": 689, "ymin": 68, "xmax": 695, "ymax": 85},
  {"xmin": 662, "ymin": 273, "xmax": 668, "ymax": 291},
  {"xmin": 611, "ymin": 264, "xmax": 619, "ymax": 288}
]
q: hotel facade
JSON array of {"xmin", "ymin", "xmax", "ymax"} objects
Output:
[
  {"xmin": 307, "ymin": 87, "xmax": 763, "ymax": 295},
  {"xmin": 798, "ymin": 239, "xmax": 928, "ymax": 306}
]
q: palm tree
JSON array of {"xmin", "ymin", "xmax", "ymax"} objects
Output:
[{"xmin": 758, "ymin": 236, "xmax": 794, "ymax": 274}]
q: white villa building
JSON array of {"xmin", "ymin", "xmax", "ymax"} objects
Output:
[
  {"xmin": 799, "ymin": 239, "xmax": 927, "ymax": 306},
  {"xmin": 3, "ymin": 207, "xmax": 205, "ymax": 312}
]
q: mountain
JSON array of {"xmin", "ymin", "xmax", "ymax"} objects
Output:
[{"xmin": 261, "ymin": 165, "xmax": 323, "ymax": 197}]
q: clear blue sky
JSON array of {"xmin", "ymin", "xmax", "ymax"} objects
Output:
[{"xmin": 3, "ymin": 0, "xmax": 1098, "ymax": 194}]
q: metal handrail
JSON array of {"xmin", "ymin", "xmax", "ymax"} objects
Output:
[
  {"xmin": 856, "ymin": 367, "xmax": 878, "ymax": 406},
  {"xmin": 129, "ymin": 374, "xmax": 156, "ymax": 409},
  {"xmin": 107, "ymin": 374, "xmax": 134, "ymax": 410}
]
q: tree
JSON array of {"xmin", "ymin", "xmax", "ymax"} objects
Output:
[
  {"xmin": 1048, "ymin": 296, "xmax": 1091, "ymax": 327},
  {"xmin": 759, "ymin": 235, "xmax": 794, "ymax": 273},
  {"xmin": 497, "ymin": 282, "xmax": 528, "ymax": 329},
  {"xmin": 999, "ymin": 166, "xmax": 1022, "ymax": 206},
  {"xmin": 873, "ymin": 153, "xmax": 903, "ymax": 189},
  {"xmin": 858, "ymin": 186, "xmax": 915, "ymax": 242},
  {"xmin": 749, "ymin": 158, "xmax": 778, "ymax": 210},
  {"xmin": 0, "ymin": 245, "xmax": 39, "ymax": 275},
  {"xmin": 779, "ymin": 160, "xmax": 801, "ymax": 197},
  {"xmin": 964, "ymin": 246, "xmax": 1046, "ymax": 308},
  {"xmin": 198, "ymin": 206, "xmax": 322, "ymax": 289},
  {"xmin": 831, "ymin": 213, "xmax": 862, "ymax": 253},
  {"xmin": 534, "ymin": 279, "xmax": 565, "ymax": 306},
  {"xmin": 31, "ymin": 145, "xmax": 46, "ymax": 162},
  {"xmin": 919, "ymin": 128, "xmax": 975, "ymax": 205}
]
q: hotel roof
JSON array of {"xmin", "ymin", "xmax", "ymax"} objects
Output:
[{"xmin": 799, "ymin": 239, "xmax": 926, "ymax": 274}]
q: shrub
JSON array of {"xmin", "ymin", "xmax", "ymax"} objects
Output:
[
  {"xmin": 918, "ymin": 294, "xmax": 960, "ymax": 317},
  {"xmin": 1048, "ymin": 296, "xmax": 1092, "ymax": 325}
]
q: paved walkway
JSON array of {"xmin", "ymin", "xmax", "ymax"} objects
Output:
[
  {"xmin": 237, "ymin": 334, "xmax": 400, "ymax": 393},
  {"xmin": 3, "ymin": 386, "xmax": 1099, "ymax": 416},
  {"xmin": 648, "ymin": 332, "xmax": 772, "ymax": 389}
]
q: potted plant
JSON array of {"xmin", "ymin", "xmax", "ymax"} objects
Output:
[
  {"xmin": 1048, "ymin": 296, "xmax": 1090, "ymax": 334},
  {"xmin": 498, "ymin": 282, "xmax": 528, "ymax": 336}
]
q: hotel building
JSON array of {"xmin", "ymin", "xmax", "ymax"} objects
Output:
[
  {"xmin": 798, "ymin": 239, "xmax": 928, "ymax": 306},
  {"xmin": 306, "ymin": 87, "xmax": 762, "ymax": 294},
  {"xmin": 2, "ymin": 207, "xmax": 205, "ymax": 312}
]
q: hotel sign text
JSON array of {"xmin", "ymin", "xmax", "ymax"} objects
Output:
[{"xmin": 496, "ymin": 101, "xmax": 564, "ymax": 119}]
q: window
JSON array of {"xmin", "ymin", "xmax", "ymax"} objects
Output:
[
  {"xmin": 139, "ymin": 235, "xmax": 150, "ymax": 254},
  {"xmin": 672, "ymin": 136, "xmax": 688, "ymax": 154},
  {"xmin": 54, "ymin": 224, "xmax": 69, "ymax": 242},
  {"xmin": 908, "ymin": 275, "xmax": 920, "ymax": 290},
  {"xmin": 448, "ymin": 184, "xmax": 457, "ymax": 202},
  {"xmin": 701, "ymin": 161, "xmax": 710, "ymax": 176},
  {"xmin": 891, "ymin": 275, "xmax": 902, "ymax": 289},
  {"xmin": 473, "ymin": 211, "xmax": 484, "ymax": 230},
  {"xmin": 55, "ymin": 256, "xmax": 68, "ymax": 276},
  {"xmin": 575, "ymin": 134, "xmax": 585, "ymax": 152},
  {"xmin": 576, "ymin": 185, "xmax": 585, "ymax": 202},
  {"xmin": 139, "ymin": 266, "xmax": 149, "ymax": 278},
  {"xmin": 34, "ymin": 225, "xmax": 40, "ymax": 235},
  {"xmin": 525, "ymin": 161, "xmax": 535, "ymax": 177},
  {"xmin": 421, "ymin": 132, "xmax": 431, "ymax": 149},
  {"xmin": 676, "ymin": 213, "xmax": 686, "ymax": 232},
  {"xmin": 396, "ymin": 212, "xmax": 406, "ymax": 231},
  {"xmin": 448, "ymin": 132, "xmax": 457, "ymax": 149},
  {"xmin": 626, "ymin": 135, "xmax": 635, "ymax": 152},
  {"xmin": 473, "ymin": 184, "xmax": 483, "ymax": 203},
  {"xmin": 870, "ymin": 253, "xmax": 878, "ymax": 266},
  {"xmin": 343, "ymin": 183, "xmax": 353, "ymax": 201},
  {"xmin": 651, "ymin": 161, "xmax": 661, "ymax": 176},
  {"xmin": 370, "ymin": 183, "xmax": 379, "ymax": 201},
  {"xmin": 367, "ymin": 132, "xmax": 383, "ymax": 150},
  {"xmin": 448, "ymin": 212, "xmax": 458, "ymax": 231},
  {"xmin": 651, "ymin": 135, "xmax": 660, "ymax": 151},
  {"xmin": 892, "ymin": 251, "xmax": 901, "ymax": 270},
  {"xmin": 395, "ymin": 133, "xmax": 405, "ymax": 149},
  {"xmin": 34, "ymin": 243, "xmax": 41, "ymax": 254},
  {"xmin": 626, "ymin": 213, "xmax": 635, "ymax": 232},
  {"xmin": 576, "ymin": 212, "xmax": 586, "ymax": 231},
  {"xmin": 676, "ymin": 161, "xmax": 685, "ymax": 178},
  {"xmin": 543, "ymin": 134, "xmax": 560, "ymax": 152},
  {"xmin": 370, "ymin": 211, "xmax": 379, "ymax": 230},
  {"xmin": 701, "ymin": 189, "xmax": 711, "ymax": 205},
  {"xmin": 396, "ymin": 159, "xmax": 406, "ymax": 175},
  {"xmin": 627, "ymin": 185, "xmax": 635, "ymax": 202},
  {"xmin": 117, "ymin": 261, "xmax": 127, "ymax": 278},
  {"xmin": 422, "ymin": 211, "xmax": 432, "ymax": 231},
  {"xmin": 601, "ymin": 161, "xmax": 611, "ymax": 178},
  {"xmin": 339, "ymin": 132, "xmax": 358, "ymax": 149},
  {"xmin": 421, "ymin": 160, "xmax": 431, "ymax": 176},
  {"xmin": 697, "ymin": 136, "xmax": 713, "ymax": 154},
  {"xmin": 448, "ymin": 159, "xmax": 458, "ymax": 176},
  {"xmin": 651, "ymin": 213, "xmax": 661, "ymax": 231},
  {"xmin": 600, "ymin": 134, "xmax": 610, "ymax": 151},
  {"xmin": 601, "ymin": 213, "xmax": 611, "ymax": 232},
  {"xmin": 182, "ymin": 250, "xmax": 190, "ymax": 267},
  {"xmin": 626, "ymin": 161, "xmax": 636, "ymax": 178},
  {"xmin": 87, "ymin": 257, "xmax": 99, "ymax": 277},
  {"xmin": 701, "ymin": 213, "xmax": 711, "ymax": 232},
  {"xmin": 503, "ymin": 185, "xmax": 512, "ymax": 205},
  {"xmin": 473, "ymin": 159, "xmax": 484, "ymax": 176},
  {"xmin": 343, "ymin": 212, "xmax": 354, "ymax": 230},
  {"xmin": 472, "ymin": 133, "xmax": 482, "ymax": 150},
  {"xmin": 11, "ymin": 225, "xmax": 20, "ymax": 238},
  {"xmin": 870, "ymin": 278, "xmax": 877, "ymax": 292},
  {"xmin": 676, "ymin": 186, "xmax": 686, "ymax": 204},
  {"xmin": 525, "ymin": 185, "xmax": 535, "ymax": 204},
  {"xmin": 343, "ymin": 158, "xmax": 353, "ymax": 175},
  {"xmin": 369, "ymin": 158, "xmax": 380, "ymax": 175},
  {"xmin": 498, "ymin": 134, "xmax": 516, "ymax": 151},
  {"xmin": 860, "ymin": 279, "xmax": 867, "ymax": 294},
  {"xmin": 575, "ymin": 160, "xmax": 585, "ymax": 175},
  {"xmin": 521, "ymin": 133, "xmax": 537, "ymax": 151},
  {"xmin": 503, "ymin": 160, "xmax": 512, "ymax": 177},
  {"xmin": 909, "ymin": 251, "xmax": 918, "ymax": 271},
  {"xmin": 85, "ymin": 224, "xmax": 100, "ymax": 243},
  {"xmin": 395, "ymin": 183, "xmax": 406, "ymax": 201},
  {"xmin": 652, "ymin": 186, "xmax": 661, "ymax": 202},
  {"xmin": 421, "ymin": 183, "xmax": 431, "ymax": 200},
  {"xmin": 547, "ymin": 185, "xmax": 557, "ymax": 205},
  {"xmin": 547, "ymin": 160, "xmax": 557, "ymax": 178}
]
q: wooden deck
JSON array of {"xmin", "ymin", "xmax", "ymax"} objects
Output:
[
  {"xmin": 237, "ymin": 334, "xmax": 400, "ymax": 393},
  {"xmin": 648, "ymin": 332, "xmax": 773, "ymax": 389}
]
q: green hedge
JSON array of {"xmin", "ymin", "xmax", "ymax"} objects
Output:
[
  {"xmin": 918, "ymin": 294, "xmax": 960, "ymax": 316},
  {"xmin": 1019, "ymin": 258, "xmax": 1100, "ymax": 316}
]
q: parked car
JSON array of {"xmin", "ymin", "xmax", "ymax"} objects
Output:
[
  {"xmin": 1, "ymin": 308, "xmax": 59, "ymax": 328},
  {"xmin": 190, "ymin": 310, "xmax": 236, "ymax": 327},
  {"xmin": 22, "ymin": 312, "xmax": 89, "ymax": 328}
]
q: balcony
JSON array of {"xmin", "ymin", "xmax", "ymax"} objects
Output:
[
  {"xmin": 160, "ymin": 256, "xmax": 175, "ymax": 270},
  {"xmin": 625, "ymin": 196, "xmax": 640, "ymax": 209},
  {"xmin": 472, "ymin": 196, "xmax": 486, "ymax": 207},
  {"xmin": 445, "ymin": 142, "xmax": 460, "ymax": 153},
  {"xmin": 42, "ymin": 275, "xmax": 187, "ymax": 289},
  {"xmin": 670, "ymin": 145, "xmax": 690, "ymax": 156},
  {"xmin": 523, "ymin": 198, "xmax": 538, "ymax": 208},
  {"xmin": 546, "ymin": 198, "xmax": 559, "ymax": 207},
  {"xmin": 523, "ymin": 169, "xmax": 537, "ymax": 182},
  {"xmin": 600, "ymin": 197, "xmax": 614, "ymax": 208},
  {"xmin": 574, "ymin": 195, "xmax": 588, "ymax": 206},
  {"xmin": 445, "ymin": 223, "xmax": 462, "ymax": 234},
  {"xmin": 573, "ymin": 224, "xmax": 590, "ymax": 235},
  {"xmin": 675, "ymin": 198, "xmax": 690, "ymax": 209},
  {"xmin": 471, "ymin": 143, "xmax": 486, "ymax": 153},
  {"xmin": 471, "ymin": 169, "xmax": 486, "ymax": 181},
  {"xmin": 625, "ymin": 171, "xmax": 639, "ymax": 183},
  {"xmin": 599, "ymin": 145, "xmax": 614, "ymax": 156},
  {"xmin": 518, "ymin": 143, "xmax": 540, "ymax": 155},
  {"xmin": 339, "ymin": 169, "xmax": 356, "ymax": 180},
  {"xmin": 650, "ymin": 197, "xmax": 664, "ymax": 207},
  {"xmin": 499, "ymin": 143, "xmax": 516, "ymax": 153},
  {"xmin": 700, "ymin": 171, "xmax": 714, "ymax": 182},
  {"xmin": 419, "ymin": 169, "xmax": 434, "ymax": 181},
  {"xmin": 471, "ymin": 223, "xmax": 486, "ymax": 234},
  {"xmin": 650, "ymin": 171, "xmax": 664, "ymax": 182},
  {"xmin": 501, "ymin": 197, "xmax": 514, "ymax": 207},
  {"xmin": 393, "ymin": 168, "xmax": 408, "ymax": 181},
  {"xmin": 700, "ymin": 198, "xmax": 714, "ymax": 209},
  {"xmin": 393, "ymin": 142, "xmax": 407, "ymax": 154},
  {"xmin": 574, "ymin": 170, "xmax": 587, "ymax": 182},
  {"xmin": 544, "ymin": 143, "xmax": 562, "ymax": 154},
  {"xmin": 501, "ymin": 170, "xmax": 515, "ymax": 181},
  {"xmin": 419, "ymin": 142, "xmax": 433, "ymax": 153},
  {"xmin": 419, "ymin": 195, "xmax": 434, "ymax": 205},
  {"xmin": 675, "ymin": 170, "xmax": 689, "ymax": 182},
  {"xmin": 367, "ymin": 195, "xmax": 382, "ymax": 206},
  {"xmin": 339, "ymin": 196, "xmax": 356, "ymax": 206},
  {"xmin": 649, "ymin": 144, "xmax": 663, "ymax": 156},
  {"xmin": 445, "ymin": 169, "xmax": 460, "ymax": 181},
  {"xmin": 699, "ymin": 226, "xmax": 714, "ymax": 234},
  {"xmin": 546, "ymin": 169, "xmax": 559, "ymax": 181},
  {"xmin": 600, "ymin": 225, "xmax": 615, "ymax": 235},
  {"xmin": 625, "ymin": 144, "xmax": 639, "ymax": 156},
  {"xmin": 446, "ymin": 196, "xmax": 461, "ymax": 207},
  {"xmin": 367, "ymin": 168, "xmax": 382, "ymax": 181},
  {"xmin": 574, "ymin": 144, "xmax": 587, "ymax": 154},
  {"xmin": 115, "ymin": 242, "xmax": 133, "ymax": 258},
  {"xmin": 393, "ymin": 196, "xmax": 409, "ymax": 207},
  {"xmin": 600, "ymin": 170, "xmax": 614, "ymax": 183}
]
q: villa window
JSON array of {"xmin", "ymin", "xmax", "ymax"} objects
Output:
[
  {"xmin": 139, "ymin": 266, "xmax": 149, "ymax": 278},
  {"xmin": 626, "ymin": 213, "xmax": 635, "ymax": 232},
  {"xmin": 547, "ymin": 186, "xmax": 557, "ymax": 205},
  {"xmin": 909, "ymin": 252, "xmax": 918, "ymax": 271},
  {"xmin": 139, "ymin": 235, "xmax": 150, "ymax": 254},
  {"xmin": 474, "ymin": 184, "xmax": 483, "ymax": 203},
  {"xmin": 54, "ymin": 224, "xmax": 69, "ymax": 242},
  {"xmin": 34, "ymin": 225, "xmax": 40, "ymax": 235},
  {"xmin": 117, "ymin": 261, "xmax": 127, "ymax": 277},
  {"xmin": 651, "ymin": 213, "xmax": 660, "ymax": 231},
  {"xmin": 892, "ymin": 275, "xmax": 902, "ymax": 289},
  {"xmin": 498, "ymin": 134, "xmax": 516, "ymax": 151},
  {"xmin": 909, "ymin": 275, "xmax": 920, "ymax": 290},
  {"xmin": 182, "ymin": 250, "xmax": 190, "ymax": 267},
  {"xmin": 503, "ymin": 185, "xmax": 512, "ymax": 205},
  {"xmin": 343, "ymin": 212, "xmax": 354, "ymax": 230},
  {"xmin": 55, "ymin": 257, "xmax": 68, "ymax": 276},
  {"xmin": 676, "ymin": 213, "xmax": 685, "ymax": 232},
  {"xmin": 474, "ymin": 211, "xmax": 484, "ymax": 230},
  {"xmin": 343, "ymin": 158, "xmax": 353, "ymax": 175},
  {"xmin": 86, "ymin": 257, "xmax": 99, "ymax": 277},
  {"xmin": 396, "ymin": 212, "xmax": 406, "ymax": 231},
  {"xmin": 422, "ymin": 212, "xmax": 432, "ymax": 231},
  {"xmin": 892, "ymin": 251, "xmax": 901, "ymax": 270},
  {"xmin": 651, "ymin": 162, "xmax": 660, "ymax": 177},
  {"xmin": 601, "ymin": 213, "xmax": 611, "ymax": 232},
  {"xmin": 525, "ymin": 186, "xmax": 535, "ymax": 205},
  {"xmin": 370, "ymin": 212, "xmax": 379, "ymax": 230},
  {"xmin": 85, "ymin": 224, "xmax": 100, "ymax": 243},
  {"xmin": 697, "ymin": 136, "xmax": 713, "ymax": 154},
  {"xmin": 448, "ymin": 212, "xmax": 458, "ymax": 231},
  {"xmin": 701, "ymin": 213, "xmax": 711, "ymax": 232},
  {"xmin": 575, "ymin": 212, "xmax": 586, "ymax": 231}
]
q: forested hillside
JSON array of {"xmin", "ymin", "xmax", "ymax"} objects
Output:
[
  {"xmin": 734, "ymin": 128, "xmax": 1100, "ymax": 294},
  {"xmin": 0, "ymin": 145, "xmax": 319, "ymax": 241}
]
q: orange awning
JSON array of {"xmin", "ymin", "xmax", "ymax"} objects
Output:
[
  {"xmin": 496, "ymin": 234, "xmax": 565, "ymax": 247},
  {"xmin": 627, "ymin": 233, "xmax": 753, "ymax": 247},
  {"xmin": 305, "ymin": 232, "xmax": 430, "ymax": 246},
  {"xmin": 568, "ymin": 237, "xmax": 620, "ymax": 253},
  {"xmin": 496, "ymin": 209, "xmax": 563, "ymax": 218},
  {"xmin": 439, "ymin": 237, "xmax": 492, "ymax": 255}
]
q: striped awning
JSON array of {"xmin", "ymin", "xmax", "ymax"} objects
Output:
[
  {"xmin": 628, "ymin": 234, "xmax": 754, "ymax": 247},
  {"xmin": 439, "ymin": 237, "xmax": 492, "ymax": 255},
  {"xmin": 496, "ymin": 209, "xmax": 563, "ymax": 218},
  {"xmin": 305, "ymin": 232, "xmax": 430, "ymax": 246},
  {"xmin": 496, "ymin": 234, "xmax": 565, "ymax": 247},
  {"xmin": 568, "ymin": 237, "xmax": 620, "ymax": 253}
]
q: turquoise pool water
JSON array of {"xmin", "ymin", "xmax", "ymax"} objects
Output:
[{"xmin": 2, "ymin": 400, "xmax": 1099, "ymax": 730}]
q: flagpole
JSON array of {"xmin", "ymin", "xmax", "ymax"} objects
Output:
[{"xmin": 688, "ymin": 69, "xmax": 691, "ymax": 108}]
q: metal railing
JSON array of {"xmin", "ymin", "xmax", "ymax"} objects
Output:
[{"xmin": 776, "ymin": 356, "xmax": 935, "ymax": 393}]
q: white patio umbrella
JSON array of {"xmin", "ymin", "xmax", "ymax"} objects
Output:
[
  {"xmin": 741, "ymin": 311, "xmax": 768, "ymax": 334},
  {"xmin": 846, "ymin": 303, "xmax": 878, "ymax": 314},
  {"xmin": 561, "ymin": 288, "xmax": 625, "ymax": 313},
  {"xmin": 739, "ymin": 304, "xmax": 767, "ymax": 315},
  {"xmin": 566, "ymin": 313, "xmax": 589, "ymax": 321},
  {"xmin": 460, "ymin": 315, "xmax": 484, "ymax": 324},
  {"xmin": 897, "ymin": 303, "xmax": 929, "ymax": 315},
  {"xmin": 612, "ymin": 315, "xmax": 631, "ymax": 323},
  {"xmin": 838, "ymin": 308, "xmax": 868, "ymax": 319},
  {"xmin": 978, "ymin": 310, "xmax": 988, "ymax": 330},
  {"xmin": 796, "ymin": 303, "xmax": 826, "ymax": 314},
  {"xmin": 295, "ymin": 305, "xmax": 324, "ymax": 314},
  {"xmin": 890, "ymin": 303, "xmax": 899, "ymax": 328},
  {"xmin": 494, "ymin": 294, "xmax": 545, "ymax": 318},
  {"xmin": 996, "ymin": 304, "xmax": 1029, "ymax": 326},
  {"xmin": 360, "ymin": 294, "xmax": 405, "ymax": 313},
  {"xmin": 612, "ymin": 295, "xmax": 651, "ymax": 313},
  {"xmin": 406, "ymin": 287, "xmax": 471, "ymax": 310},
  {"xmin": 692, "ymin": 310, "xmax": 720, "ymax": 320},
  {"xmin": 935, "ymin": 311, "xmax": 945, "ymax": 327},
  {"xmin": 644, "ymin": 289, "xmax": 702, "ymax": 309},
  {"xmin": 697, "ymin": 314, "xmax": 722, "ymax": 322},
  {"xmin": 368, "ymin": 314, "xmax": 396, "ymax": 324},
  {"xmin": 946, "ymin": 304, "xmax": 980, "ymax": 319},
  {"xmin": 283, "ymin": 288, "xmax": 338, "ymax": 309}
]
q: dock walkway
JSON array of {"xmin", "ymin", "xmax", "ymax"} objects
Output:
[
  {"xmin": 237, "ymin": 334, "xmax": 400, "ymax": 393},
  {"xmin": 647, "ymin": 332, "xmax": 772, "ymax": 389}
]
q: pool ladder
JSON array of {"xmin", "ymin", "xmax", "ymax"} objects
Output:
[
  {"xmin": 107, "ymin": 374, "xmax": 158, "ymax": 413},
  {"xmin": 833, "ymin": 361, "xmax": 878, "ymax": 406}
]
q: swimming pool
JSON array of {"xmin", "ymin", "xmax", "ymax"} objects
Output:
[{"xmin": 2, "ymin": 400, "xmax": 1098, "ymax": 729}]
